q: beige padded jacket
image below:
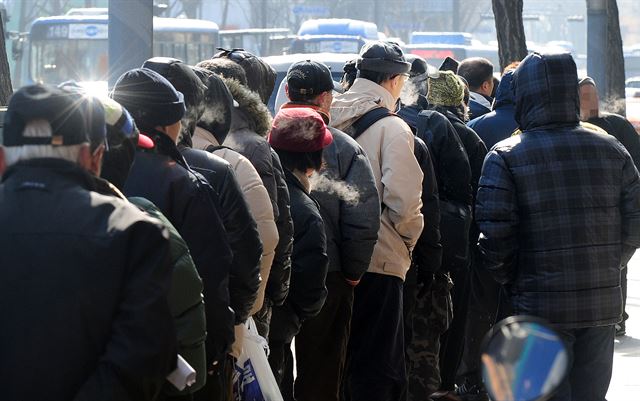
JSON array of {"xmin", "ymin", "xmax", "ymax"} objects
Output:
[
  {"xmin": 331, "ymin": 78, "xmax": 424, "ymax": 281},
  {"xmin": 193, "ymin": 127, "xmax": 278, "ymax": 313}
]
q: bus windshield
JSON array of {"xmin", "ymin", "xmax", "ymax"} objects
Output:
[{"xmin": 31, "ymin": 38, "xmax": 108, "ymax": 84}]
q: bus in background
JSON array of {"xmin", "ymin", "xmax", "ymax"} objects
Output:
[
  {"xmin": 219, "ymin": 28, "xmax": 293, "ymax": 56},
  {"xmin": 13, "ymin": 8, "xmax": 219, "ymax": 92},
  {"xmin": 405, "ymin": 31, "xmax": 499, "ymax": 71},
  {"xmin": 288, "ymin": 18, "xmax": 377, "ymax": 55}
]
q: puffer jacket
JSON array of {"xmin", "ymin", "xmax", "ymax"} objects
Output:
[
  {"xmin": 124, "ymin": 130, "xmax": 234, "ymax": 364},
  {"xmin": 193, "ymin": 126, "xmax": 279, "ymax": 314},
  {"xmin": 476, "ymin": 52, "xmax": 640, "ymax": 329},
  {"xmin": 1, "ymin": 159, "xmax": 176, "ymax": 401},
  {"xmin": 221, "ymin": 77, "xmax": 294, "ymax": 306},
  {"xmin": 281, "ymin": 102, "xmax": 380, "ymax": 281},
  {"xmin": 179, "ymin": 145, "xmax": 262, "ymax": 325},
  {"xmin": 468, "ymin": 70, "xmax": 519, "ymax": 150},
  {"xmin": 331, "ymin": 78, "xmax": 424, "ymax": 281},
  {"xmin": 269, "ymin": 169, "xmax": 329, "ymax": 344}
]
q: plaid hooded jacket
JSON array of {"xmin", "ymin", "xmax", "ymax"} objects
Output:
[{"xmin": 476, "ymin": 53, "xmax": 640, "ymax": 329}]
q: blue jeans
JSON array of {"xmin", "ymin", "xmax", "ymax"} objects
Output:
[{"xmin": 550, "ymin": 325, "xmax": 615, "ymax": 401}]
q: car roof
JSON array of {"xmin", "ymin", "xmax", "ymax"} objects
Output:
[{"xmin": 263, "ymin": 52, "xmax": 359, "ymax": 73}]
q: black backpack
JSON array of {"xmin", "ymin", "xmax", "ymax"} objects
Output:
[{"xmin": 416, "ymin": 109, "xmax": 472, "ymax": 271}]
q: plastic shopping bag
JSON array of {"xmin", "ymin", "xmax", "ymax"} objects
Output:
[{"xmin": 233, "ymin": 317, "xmax": 284, "ymax": 401}]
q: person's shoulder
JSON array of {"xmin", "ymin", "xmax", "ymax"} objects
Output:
[{"xmin": 96, "ymin": 192, "xmax": 168, "ymax": 238}]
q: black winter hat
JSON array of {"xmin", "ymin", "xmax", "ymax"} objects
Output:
[
  {"xmin": 213, "ymin": 48, "xmax": 276, "ymax": 105},
  {"xmin": 142, "ymin": 57, "xmax": 206, "ymax": 110},
  {"xmin": 356, "ymin": 41, "xmax": 411, "ymax": 75},
  {"xmin": 3, "ymin": 84, "xmax": 99, "ymax": 147},
  {"xmin": 111, "ymin": 68, "xmax": 185, "ymax": 131}
]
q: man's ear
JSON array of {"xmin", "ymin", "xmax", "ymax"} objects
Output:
[
  {"xmin": 482, "ymin": 79, "xmax": 492, "ymax": 95},
  {"xmin": 0, "ymin": 147, "xmax": 6, "ymax": 177},
  {"xmin": 285, "ymin": 83, "xmax": 290, "ymax": 99},
  {"xmin": 89, "ymin": 144, "xmax": 106, "ymax": 177},
  {"xmin": 76, "ymin": 143, "xmax": 93, "ymax": 173}
]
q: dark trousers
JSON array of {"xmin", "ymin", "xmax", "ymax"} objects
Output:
[
  {"xmin": 457, "ymin": 263, "xmax": 502, "ymax": 387},
  {"xmin": 268, "ymin": 341, "xmax": 295, "ymax": 401},
  {"xmin": 549, "ymin": 325, "xmax": 615, "ymax": 401},
  {"xmin": 622, "ymin": 265, "xmax": 629, "ymax": 324},
  {"xmin": 295, "ymin": 272, "xmax": 355, "ymax": 401},
  {"xmin": 192, "ymin": 354, "xmax": 234, "ymax": 401},
  {"xmin": 344, "ymin": 273, "xmax": 406, "ymax": 401},
  {"xmin": 438, "ymin": 267, "xmax": 470, "ymax": 390}
]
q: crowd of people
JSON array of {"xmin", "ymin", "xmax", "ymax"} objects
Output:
[{"xmin": 1, "ymin": 40, "xmax": 639, "ymax": 401}]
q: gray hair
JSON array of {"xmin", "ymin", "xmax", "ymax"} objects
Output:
[{"xmin": 3, "ymin": 120, "xmax": 86, "ymax": 167}]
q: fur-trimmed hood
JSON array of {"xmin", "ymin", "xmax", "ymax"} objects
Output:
[{"xmin": 223, "ymin": 77, "xmax": 272, "ymax": 138}]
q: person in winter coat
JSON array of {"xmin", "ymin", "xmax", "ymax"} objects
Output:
[
  {"xmin": 331, "ymin": 41, "xmax": 424, "ymax": 401},
  {"xmin": 394, "ymin": 58, "xmax": 472, "ymax": 399},
  {"xmin": 266, "ymin": 108, "xmax": 332, "ymax": 396},
  {"xmin": 279, "ymin": 60, "xmax": 381, "ymax": 401},
  {"xmin": 468, "ymin": 65, "xmax": 520, "ymax": 150},
  {"xmin": 427, "ymin": 70, "xmax": 488, "ymax": 392},
  {"xmin": 192, "ymin": 66, "xmax": 279, "ymax": 321},
  {"xmin": 476, "ymin": 52, "xmax": 640, "ymax": 401},
  {"xmin": 0, "ymin": 84, "xmax": 176, "ymax": 401},
  {"xmin": 457, "ymin": 57, "xmax": 494, "ymax": 119},
  {"xmin": 74, "ymin": 93, "xmax": 208, "ymax": 398},
  {"xmin": 579, "ymin": 76, "xmax": 640, "ymax": 338},
  {"xmin": 457, "ymin": 64, "xmax": 520, "ymax": 399},
  {"xmin": 197, "ymin": 57, "xmax": 294, "ymax": 338},
  {"xmin": 397, "ymin": 54, "xmax": 435, "ymax": 133},
  {"xmin": 142, "ymin": 57, "xmax": 263, "ymax": 400},
  {"xmin": 112, "ymin": 68, "xmax": 236, "ymax": 379}
]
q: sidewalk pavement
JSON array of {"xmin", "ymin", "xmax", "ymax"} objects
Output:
[{"xmin": 607, "ymin": 253, "xmax": 640, "ymax": 400}]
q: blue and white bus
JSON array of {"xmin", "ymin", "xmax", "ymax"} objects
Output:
[
  {"xmin": 14, "ymin": 8, "xmax": 219, "ymax": 91},
  {"xmin": 288, "ymin": 18, "xmax": 378, "ymax": 55}
]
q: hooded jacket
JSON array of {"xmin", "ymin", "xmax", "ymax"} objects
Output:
[
  {"xmin": 476, "ymin": 53, "xmax": 640, "ymax": 329},
  {"xmin": 331, "ymin": 78, "xmax": 424, "ymax": 281},
  {"xmin": 222, "ymin": 77, "xmax": 294, "ymax": 307},
  {"xmin": 468, "ymin": 91, "xmax": 492, "ymax": 120},
  {"xmin": 193, "ymin": 126, "xmax": 279, "ymax": 315},
  {"xmin": 1, "ymin": 159, "xmax": 176, "ymax": 401},
  {"xmin": 468, "ymin": 70, "xmax": 519, "ymax": 150},
  {"xmin": 282, "ymin": 102, "xmax": 380, "ymax": 281},
  {"xmin": 124, "ymin": 131, "xmax": 235, "ymax": 364}
]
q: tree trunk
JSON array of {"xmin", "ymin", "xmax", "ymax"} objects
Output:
[
  {"xmin": 605, "ymin": 0, "xmax": 626, "ymax": 115},
  {"xmin": 0, "ymin": 12, "xmax": 13, "ymax": 104},
  {"xmin": 491, "ymin": 0, "xmax": 528, "ymax": 71}
]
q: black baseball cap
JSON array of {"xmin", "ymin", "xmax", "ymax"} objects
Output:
[
  {"xmin": 286, "ymin": 60, "xmax": 343, "ymax": 96},
  {"xmin": 357, "ymin": 41, "xmax": 411, "ymax": 75},
  {"xmin": 3, "ymin": 84, "xmax": 98, "ymax": 147}
]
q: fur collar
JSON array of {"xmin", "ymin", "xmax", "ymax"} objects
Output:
[{"xmin": 222, "ymin": 77, "xmax": 272, "ymax": 137}]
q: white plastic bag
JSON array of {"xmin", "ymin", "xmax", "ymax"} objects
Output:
[{"xmin": 233, "ymin": 317, "xmax": 284, "ymax": 401}]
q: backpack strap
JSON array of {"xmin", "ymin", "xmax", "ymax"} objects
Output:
[
  {"xmin": 349, "ymin": 107, "xmax": 395, "ymax": 140},
  {"xmin": 205, "ymin": 144, "xmax": 235, "ymax": 153},
  {"xmin": 416, "ymin": 109, "xmax": 437, "ymax": 144}
]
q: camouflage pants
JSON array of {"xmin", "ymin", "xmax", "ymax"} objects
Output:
[{"xmin": 405, "ymin": 272, "xmax": 454, "ymax": 400}]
